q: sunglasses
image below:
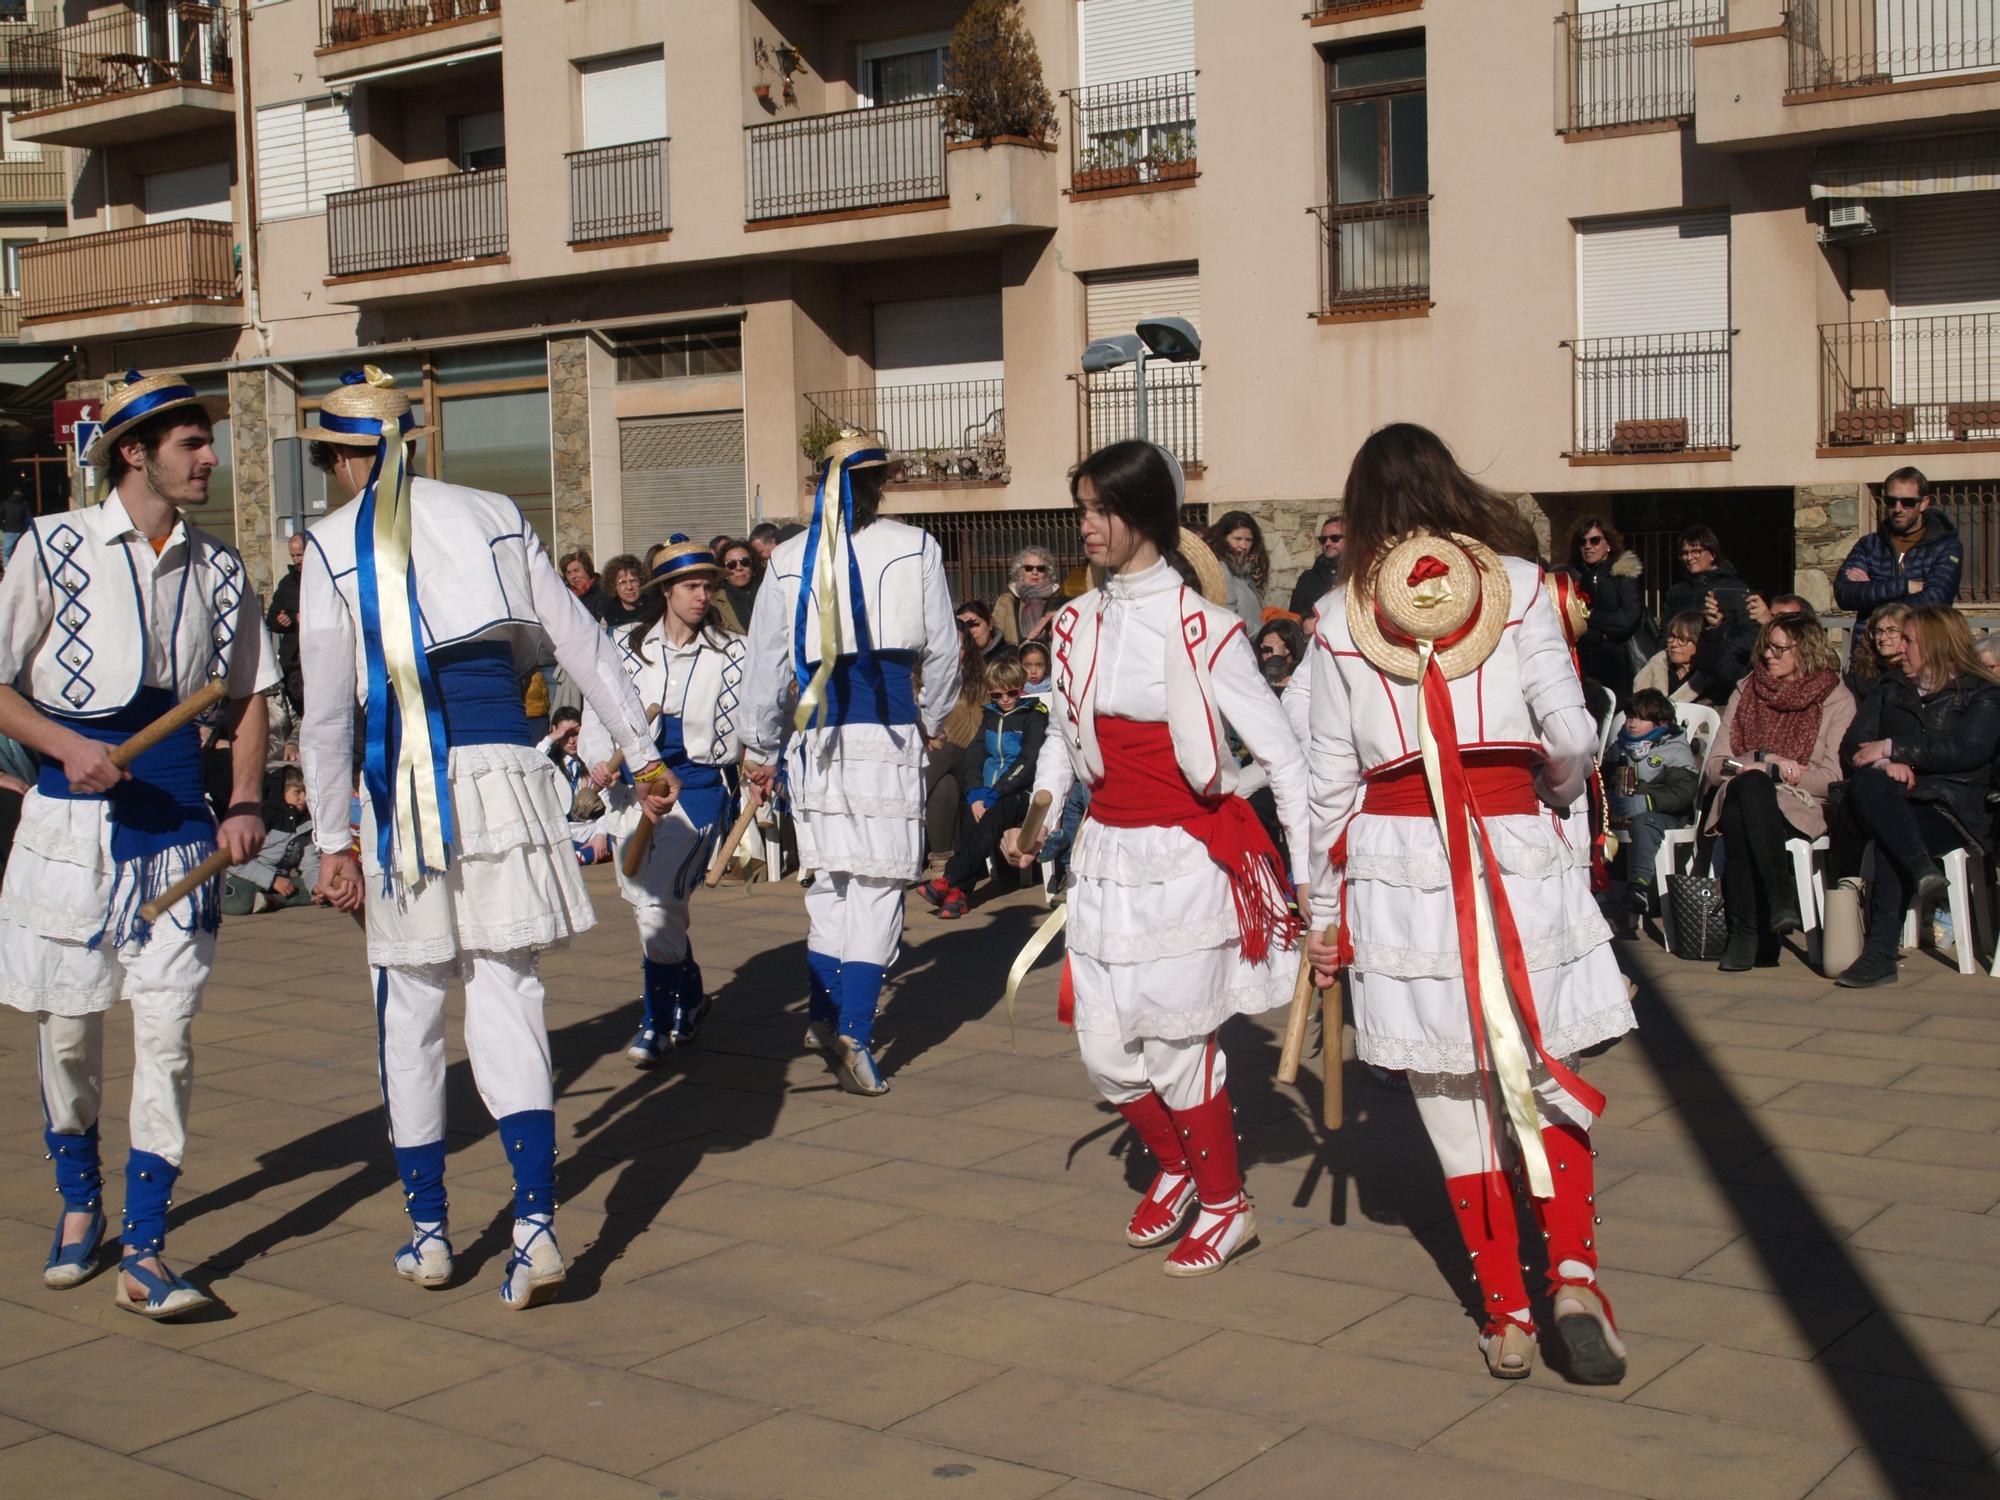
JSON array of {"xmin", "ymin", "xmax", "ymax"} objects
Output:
[
  {"xmin": 1884, "ymin": 496, "xmax": 1923, "ymax": 511},
  {"xmin": 1582, "ymin": 534, "xmax": 1606, "ymax": 545},
  {"xmin": 1019, "ymin": 563, "xmax": 1050, "ymax": 574},
  {"xmin": 1319, "ymin": 533, "xmax": 1342, "ymax": 545},
  {"xmin": 957, "ymin": 617, "xmax": 980, "ymax": 629}
]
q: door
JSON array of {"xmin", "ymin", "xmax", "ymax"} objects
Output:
[
  {"xmin": 872, "ymin": 294, "xmax": 1004, "ymax": 457},
  {"xmin": 619, "ymin": 413, "xmax": 746, "ymax": 558},
  {"xmin": 142, "ymin": 161, "xmax": 231, "ymax": 223}
]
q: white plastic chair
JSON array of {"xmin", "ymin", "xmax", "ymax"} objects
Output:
[
  {"xmin": 1898, "ymin": 844, "xmax": 1987, "ymax": 977},
  {"xmin": 1655, "ymin": 827, "xmax": 1824, "ymax": 963},
  {"xmin": 1674, "ymin": 702, "xmax": 1721, "ymax": 762}
]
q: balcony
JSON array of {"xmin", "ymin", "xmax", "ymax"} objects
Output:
[
  {"xmin": 806, "ymin": 379, "xmax": 1008, "ymax": 485},
  {"xmin": 1307, "ymin": 0, "xmax": 1423, "ymax": 21},
  {"xmin": 1565, "ymin": 329, "xmax": 1735, "ymax": 462},
  {"xmin": 0, "ymin": 292, "xmax": 19, "ymax": 341},
  {"xmin": 0, "ymin": 151, "xmax": 62, "ymax": 206},
  {"xmin": 9, "ymin": 4, "xmax": 232, "ymax": 148},
  {"xmin": 1555, "ymin": 0, "xmax": 1727, "ymax": 136},
  {"xmin": 17, "ymin": 219, "xmax": 239, "ymax": 342},
  {"xmin": 325, "ymin": 168, "xmax": 506, "ymax": 283},
  {"xmin": 746, "ymin": 95, "xmax": 949, "ymax": 225},
  {"xmin": 1789, "ymin": 0, "xmax": 2000, "ymax": 94},
  {"xmin": 568, "ymin": 138, "xmax": 669, "ymax": 247},
  {"xmin": 1067, "ymin": 70, "xmax": 1196, "ymax": 197},
  {"xmin": 1819, "ymin": 313, "xmax": 2000, "ymax": 456},
  {"xmin": 1312, "ymin": 197, "xmax": 1430, "ymax": 321},
  {"xmin": 1076, "ymin": 363, "xmax": 1204, "ymax": 471},
  {"xmin": 317, "ymin": 0, "xmax": 502, "ymax": 81}
]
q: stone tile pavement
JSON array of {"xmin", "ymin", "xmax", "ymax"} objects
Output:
[{"xmin": 0, "ymin": 868, "xmax": 1997, "ymax": 1498}]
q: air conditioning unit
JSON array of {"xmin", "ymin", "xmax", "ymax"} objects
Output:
[{"xmin": 1821, "ymin": 200, "xmax": 1876, "ymax": 241}]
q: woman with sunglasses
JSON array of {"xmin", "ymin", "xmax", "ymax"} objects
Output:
[
  {"xmin": 993, "ymin": 545, "xmax": 1068, "ymax": 645},
  {"xmin": 715, "ymin": 540, "xmax": 761, "ymax": 634},
  {"xmin": 1566, "ymin": 517, "xmax": 1642, "ymax": 700}
]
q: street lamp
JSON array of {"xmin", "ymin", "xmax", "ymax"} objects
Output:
[{"xmin": 1078, "ymin": 316, "xmax": 1202, "ymax": 442}]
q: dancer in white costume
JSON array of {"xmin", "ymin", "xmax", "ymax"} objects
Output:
[
  {"xmin": 1005, "ymin": 441, "xmax": 1308, "ymax": 1277},
  {"xmin": 298, "ymin": 369, "xmax": 667, "ymax": 1309},
  {"xmin": 579, "ymin": 535, "xmax": 751, "ymax": 1065},
  {"xmin": 741, "ymin": 436, "xmax": 959, "ymax": 1096},
  {"xmin": 0, "ymin": 371, "xmax": 275, "ymax": 1319},
  {"xmin": 1305, "ymin": 424, "xmax": 1634, "ymax": 1382}
]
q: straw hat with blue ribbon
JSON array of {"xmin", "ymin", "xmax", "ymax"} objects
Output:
[
  {"xmin": 81, "ymin": 370, "xmax": 228, "ymax": 468},
  {"xmin": 791, "ymin": 429, "xmax": 893, "ymax": 733},
  {"xmin": 645, "ymin": 535, "xmax": 725, "ymax": 589},
  {"xmin": 300, "ymin": 365, "xmax": 434, "ymax": 445}
]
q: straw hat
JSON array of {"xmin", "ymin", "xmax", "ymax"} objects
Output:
[
  {"xmin": 818, "ymin": 428, "xmax": 892, "ymax": 475},
  {"xmin": 1546, "ymin": 568, "xmax": 1592, "ymax": 649},
  {"xmin": 644, "ymin": 534, "xmax": 724, "ymax": 589},
  {"xmin": 1173, "ymin": 527, "xmax": 1231, "ymax": 608},
  {"xmin": 298, "ymin": 366, "xmax": 433, "ymax": 446},
  {"xmin": 1347, "ymin": 531, "xmax": 1511, "ymax": 682},
  {"xmin": 81, "ymin": 369, "xmax": 228, "ymax": 468}
]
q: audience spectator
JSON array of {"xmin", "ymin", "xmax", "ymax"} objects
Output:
[
  {"xmin": 1832, "ymin": 607, "xmax": 2000, "ymax": 988},
  {"xmin": 1606, "ymin": 687, "xmax": 1700, "ymax": 917},
  {"xmin": 265, "ymin": 531, "xmax": 307, "ymax": 717},
  {"xmin": 956, "ymin": 599, "xmax": 1008, "ymax": 661},
  {"xmin": 600, "ymin": 554, "xmax": 648, "ymax": 628},
  {"xmin": 221, "ymin": 767, "xmax": 319, "ymax": 915},
  {"xmin": 1634, "ymin": 610, "xmax": 1711, "ymax": 704},
  {"xmin": 993, "ymin": 544, "xmax": 1068, "ymax": 644},
  {"xmin": 1207, "ymin": 511, "xmax": 1269, "ymax": 629},
  {"xmin": 748, "ymin": 522, "xmax": 781, "ymax": 563},
  {"xmin": 0, "ymin": 731, "xmax": 30, "ymax": 876},
  {"xmin": 1259, "ymin": 655, "xmax": 1293, "ymax": 695},
  {"xmin": 1978, "ymin": 631, "xmax": 2000, "ymax": 676},
  {"xmin": 1566, "ymin": 516, "xmax": 1644, "ymax": 699},
  {"xmin": 918, "ymin": 657, "xmax": 1048, "ymax": 918},
  {"xmin": 561, "ymin": 549, "xmax": 611, "ymax": 622},
  {"xmin": 1289, "ymin": 514, "xmax": 1344, "ymax": 615},
  {"xmin": 0, "ymin": 480, "xmax": 31, "ymax": 564},
  {"xmin": 1253, "ymin": 618, "xmax": 1307, "ymax": 674},
  {"xmin": 924, "ymin": 622, "xmax": 989, "ymax": 859},
  {"xmin": 717, "ymin": 539, "xmax": 760, "ymax": 633},
  {"xmin": 1703, "ymin": 615, "xmax": 1856, "ymax": 971},
  {"xmin": 1019, "ymin": 640, "xmax": 1052, "ymax": 697},
  {"xmin": 1833, "ymin": 467, "xmax": 1962, "ymax": 639},
  {"xmin": 1846, "ymin": 603, "xmax": 1910, "ymax": 696}
]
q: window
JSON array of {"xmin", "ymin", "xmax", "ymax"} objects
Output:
[
  {"xmin": 1327, "ymin": 39, "xmax": 1426, "ymax": 206},
  {"xmin": 143, "ymin": 162, "xmax": 232, "ymax": 224},
  {"xmin": 858, "ymin": 33, "xmax": 951, "ymax": 107},
  {"xmin": 613, "ymin": 324, "xmax": 743, "ymax": 383},
  {"xmin": 255, "ymin": 96, "xmax": 356, "ymax": 219},
  {"xmin": 579, "ymin": 49, "xmax": 667, "ymax": 150},
  {"xmin": 453, "ymin": 111, "xmax": 506, "ymax": 172},
  {"xmin": 0, "ymin": 239, "xmax": 30, "ymax": 294}
]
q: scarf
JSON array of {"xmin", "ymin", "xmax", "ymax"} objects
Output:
[
  {"xmin": 1615, "ymin": 724, "xmax": 1668, "ymax": 757},
  {"xmin": 1014, "ymin": 578, "xmax": 1057, "ymax": 639},
  {"xmin": 1732, "ymin": 665, "xmax": 1839, "ymax": 766}
]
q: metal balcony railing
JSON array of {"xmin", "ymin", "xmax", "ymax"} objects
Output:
[
  {"xmin": 325, "ymin": 168, "xmax": 507, "ymax": 278},
  {"xmin": 1918, "ymin": 483, "xmax": 2000, "ymax": 602},
  {"xmin": 19, "ymin": 218, "xmax": 236, "ymax": 321},
  {"xmin": 1554, "ymin": 0, "xmax": 1729, "ymax": 133},
  {"xmin": 0, "ymin": 152, "xmax": 62, "ymax": 204},
  {"xmin": 745, "ymin": 95, "xmax": 948, "ymax": 222},
  {"xmin": 1076, "ymin": 363, "xmax": 1204, "ymax": 469},
  {"xmin": 319, "ymin": 0, "xmax": 500, "ymax": 50},
  {"xmin": 1565, "ymin": 329, "xmax": 1735, "ymax": 456},
  {"xmin": 0, "ymin": 291, "xmax": 20, "ymax": 340},
  {"xmin": 1307, "ymin": 1, "xmax": 1419, "ymax": 16},
  {"xmin": 1066, "ymin": 70, "xmax": 1196, "ymax": 193},
  {"xmin": 1312, "ymin": 197, "xmax": 1431, "ymax": 315},
  {"xmin": 806, "ymin": 379, "xmax": 1008, "ymax": 483},
  {"xmin": 567, "ymin": 137, "xmax": 669, "ymax": 245},
  {"xmin": 1788, "ymin": 0, "xmax": 2000, "ymax": 93},
  {"xmin": 12, "ymin": 3, "xmax": 229, "ymax": 114},
  {"xmin": 1820, "ymin": 313, "xmax": 2000, "ymax": 447}
]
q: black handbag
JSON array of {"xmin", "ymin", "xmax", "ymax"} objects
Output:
[{"xmin": 1667, "ymin": 836, "xmax": 1728, "ymax": 961}]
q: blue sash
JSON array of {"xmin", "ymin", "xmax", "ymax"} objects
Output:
[
  {"xmin": 375, "ymin": 639, "xmax": 533, "ymax": 775},
  {"xmin": 660, "ymin": 716, "xmax": 728, "ymax": 833},
  {"xmin": 803, "ymin": 651, "xmax": 918, "ymax": 730}
]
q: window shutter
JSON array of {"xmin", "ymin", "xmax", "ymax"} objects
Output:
[
  {"xmin": 1893, "ymin": 193, "xmax": 2000, "ymax": 314},
  {"xmin": 143, "ymin": 161, "xmax": 233, "ymax": 224},
  {"xmin": 1079, "ymin": 0, "xmax": 1195, "ymax": 86},
  {"xmin": 1576, "ymin": 211, "xmax": 1728, "ymax": 338},
  {"xmin": 582, "ymin": 51, "xmax": 668, "ymax": 150},
  {"xmin": 1083, "ymin": 267, "xmax": 1203, "ymax": 459},
  {"xmin": 619, "ymin": 413, "xmax": 746, "ymax": 555},
  {"xmin": 302, "ymin": 97, "xmax": 355, "ymax": 211},
  {"xmin": 256, "ymin": 102, "xmax": 307, "ymax": 220},
  {"xmin": 1084, "ymin": 265, "xmax": 1201, "ymax": 339},
  {"xmin": 873, "ymin": 294, "xmax": 1004, "ymax": 384}
]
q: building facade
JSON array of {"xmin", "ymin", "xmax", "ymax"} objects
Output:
[{"xmin": 7, "ymin": 0, "xmax": 1998, "ymax": 614}]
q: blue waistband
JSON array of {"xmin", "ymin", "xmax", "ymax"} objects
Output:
[
  {"xmin": 40, "ymin": 687, "xmax": 212, "ymax": 858},
  {"xmin": 804, "ymin": 651, "xmax": 918, "ymax": 728},
  {"xmin": 660, "ymin": 716, "xmax": 725, "ymax": 793},
  {"xmin": 422, "ymin": 640, "xmax": 532, "ymax": 749}
]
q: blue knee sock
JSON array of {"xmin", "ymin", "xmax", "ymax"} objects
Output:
[
  {"xmin": 806, "ymin": 949, "xmax": 841, "ymax": 1026},
  {"xmin": 641, "ymin": 958, "xmax": 674, "ymax": 1028},
  {"xmin": 46, "ymin": 1123, "xmax": 102, "ymax": 1212},
  {"xmin": 393, "ymin": 1140, "xmax": 448, "ymax": 1224},
  {"xmin": 838, "ymin": 961, "xmax": 886, "ymax": 1045},
  {"xmin": 497, "ymin": 1110, "xmax": 557, "ymax": 1220},
  {"xmin": 122, "ymin": 1150, "xmax": 179, "ymax": 1259}
]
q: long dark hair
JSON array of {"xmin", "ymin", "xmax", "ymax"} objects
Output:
[
  {"xmin": 1567, "ymin": 514, "xmax": 1625, "ymax": 569},
  {"xmin": 1340, "ymin": 424, "xmax": 1539, "ymax": 598},
  {"xmin": 1068, "ymin": 440, "xmax": 1205, "ymax": 589},
  {"xmin": 1207, "ymin": 510, "xmax": 1270, "ymax": 592},
  {"xmin": 624, "ymin": 574, "xmax": 736, "ymax": 659}
]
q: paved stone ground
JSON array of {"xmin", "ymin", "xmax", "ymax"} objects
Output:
[{"xmin": 0, "ymin": 867, "xmax": 1997, "ymax": 1498}]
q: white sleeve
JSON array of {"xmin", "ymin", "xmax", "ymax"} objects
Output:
[
  {"xmin": 0, "ymin": 521, "xmax": 53, "ymax": 689},
  {"xmin": 742, "ymin": 570, "xmax": 795, "ymax": 760},
  {"xmin": 1280, "ymin": 667, "xmax": 1312, "ymax": 752},
  {"xmin": 524, "ymin": 528, "xmax": 654, "ymax": 770},
  {"xmin": 1517, "ymin": 582, "xmax": 1598, "ymax": 809},
  {"xmin": 298, "ymin": 538, "xmax": 359, "ymax": 855},
  {"xmin": 1210, "ymin": 624, "xmax": 1311, "ymax": 887},
  {"xmin": 917, "ymin": 536, "xmax": 961, "ymax": 737},
  {"xmin": 1307, "ymin": 630, "xmax": 1363, "ymax": 921},
  {"xmin": 716, "ymin": 635, "xmax": 749, "ymax": 761},
  {"xmin": 223, "ymin": 565, "xmax": 280, "ymax": 699},
  {"xmin": 575, "ymin": 698, "xmax": 615, "ymax": 769}
]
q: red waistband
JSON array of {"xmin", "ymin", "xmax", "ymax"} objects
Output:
[
  {"xmin": 1363, "ymin": 750, "xmax": 1540, "ymax": 819},
  {"xmin": 1088, "ymin": 718, "xmax": 1216, "ymax": 827}
]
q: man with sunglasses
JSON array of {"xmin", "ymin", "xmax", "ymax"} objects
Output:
[
  {"xmin": 1833, "ymin": 468, "xmax": 1961, "ymax": 646},
  {"xmin": 1288, "ymin": 515, "xmax": 1344, "ymax": 616}
]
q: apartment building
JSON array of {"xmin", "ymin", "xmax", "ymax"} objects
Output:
[{"xmin": 6, "ymin": 0, "xmax": 1998, "ymax": 618}]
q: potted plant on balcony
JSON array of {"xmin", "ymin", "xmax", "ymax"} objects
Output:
[
  {"xmin": 1074, "ymin": 138, "xmax": 1140, "ymax": 193},
  {"xmin": 942, "ymin": 0, "xmax": 1058, "ymax": 146},
  {"xmin": 799, "ymin": 415, "xmax": 841, "ymax": 466},
  {"xmin": 1151, "ymin": 128, "xmax": 1197, "ymax": 182}
]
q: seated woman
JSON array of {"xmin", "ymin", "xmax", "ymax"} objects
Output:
[
  {"xmin": 1633, "ymin": 611, "xmax": 1710, "ymax": 704},
  {"xmin": 1845, "ymin": 603, "xmax": 1910, "ymax": 698},
  {"xmin": 1833, "ymin": 607, "xmax": 2000, "ymax": 989},
  {"xmin": 1702, "ymin": 614, "xmax": 1856, "ymax": 971}
]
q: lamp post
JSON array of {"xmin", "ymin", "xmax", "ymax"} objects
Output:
[{"xmin": 1078, "ymin": 316, "xmax": 1202, "ymax": 445}]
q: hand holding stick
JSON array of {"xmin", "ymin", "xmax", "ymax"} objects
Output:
[
  {"xmin": 138, "ymin": 848, "xmax": 231, "ymax": 925},
  {"xmin": 1015, "ymin": 789, "xmax": 1053, "ymax": 851},
  {"xmin": 704, "ymin": 800, "xmax": 762, "ymax": 888}
]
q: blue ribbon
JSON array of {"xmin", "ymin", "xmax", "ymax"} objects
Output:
[
  {"xmin": 651, "ymin": 550, "xmax": 718, "ymax": 585},
  {"xmin": 320, "ymin": 407, "xmax": 415, "ymax": 440},
  {"xmin": 792, "ymin": 448, "xmax": 883, "ymax": 708},
  {"xmin": 109, "ymin": 383, "xmax": 199, "ymax": 427}
]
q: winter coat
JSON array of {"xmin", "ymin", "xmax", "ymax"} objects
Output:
[
  {"xmin": 1634, "ymin": 650, "xmax": 1709, "ymax": 705},
  {"xmin": 1223, "ymin": 567, "xmax": 1263, "ymax": 631},
  {"xmin": 1842, "ymin": 670, "xmax": 2000, "ymax": 854},
  {"xmin": 958, "ymin": 696, "xmax": 1048, "ymax": 810},
  {"xmin": 993, "ymin": 586, "xmax": 1070, "ymax": 645},
  {"xmin": 1664, "ymin": 560, "xmax": 1756, "ymax": 702},
  {"xmin": 266, "ymin": 563, "xmax": 303, "ymax": 684},
  {"xmin": 1832, "ymin": 507, "xmax": 1963, "ymax": 628},
  {"xmin": 1702, "ymin": 679, "xmax": 1858, "ymax": 839},
  {"xmin": 1569, "ymin": 550, "xmax": 1643, "ymax": 696},
  {"xmin": 1288, "ymin": 553, "xmax": 1338, "ymax": 617},
  {"xmin": 1605, "ymin": 723, "xmax": 1700, "ymax": 818},
  {"xmin": 1662, "ymin": 560, "xmax": 1751, "ymax": 632}
]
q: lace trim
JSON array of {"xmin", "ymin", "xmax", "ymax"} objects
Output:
[
  {"xmin": 14, "ymin": 817, "xmax": 106, "ymax": 870},
  {"xmin": 1074, "ymin": 973, "xmax": 1295, "ymax": 1044},
  {"xmin": 447, "ymin": 743, "xmax": 553, "ymax": 776},
  {"xmin": 792, "ymin": 792, "xmax": 923, "ymax": 818},
  {"xmin": 1069, "ymin": 831, "xmax": 1214, "ymax": 886},
  {"xmin": 1355, "ymin": 1001, "xmax": 1634, "ymax": 1076},
  {"xmin": 0, "ymin": 974, "xmax": 119, "ymax": 1016},
  {"xmin": 795, "ymin": 728, "xmax": 925, "ymax": 768},
  {"xmin": 1068, "ymin": 910, "xmax": 1245, "ymax": 964},
  {"xmin": 0, "ymin": 895, "xmax": 113, "ymax": 943},
  {"xmin": 797, "ymin": 852, "xmax": 922, "ymax": 881},
  {"xmin": 1345, "ymin": 833, "xmax": 1585, "ymax": 892},
  {"xmin": 1350, "ymin": 917, "xmax": 1611, "ymax": 980}
]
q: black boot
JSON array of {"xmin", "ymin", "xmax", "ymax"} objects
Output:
[
  {"xmin": 1836, "ymin": 948, "xmax": 1899, "ymax": 988},
  {"xmin": 1717, "ymin": 846, "xmax": 1758, "ymax": 972}
]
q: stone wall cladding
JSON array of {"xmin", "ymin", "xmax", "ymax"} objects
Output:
[
  {"xmin": 1794, "ymin": 483, "xmax": 1865, "ymax": 616},
  {"xmin": 549, "ymin": 335, "xmax": 592, "ymax": 563},
  {"xmin": 1216, "ymin": 498, "xmax": 1339, "ymax": 613},
  {"xmin": 229, "ymin": 369, "xmax": 274, "ymax": 600}
]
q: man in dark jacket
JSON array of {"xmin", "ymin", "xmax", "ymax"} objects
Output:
[
  {"xmin": 1288, "ymin": 514, "xmax": 1343, "ymax": 616},
  {"xmin": 917, "ymin": 657, "xmax": 1047, "ymax": 918},
  {"xmin": 266, "ymin": 530, "xmax": 306, "ymax": 714},
  {"xmin": 1832, "ymin": 467, "xmax": 1961, "ymax": 640}
]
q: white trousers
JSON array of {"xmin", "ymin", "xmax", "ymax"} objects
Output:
[
  {"xmin": 376, "ymin": 955, "xmax": 552, "ymax": 1149},
  {"xmin": 1076, "ymin": 1028, "xmax": 1225, "ymax": 1112},
  {"xmin": 39, "ymin": 1008, "xmax": 193, "ymax": 1164},
  {"xmin": 1406, "ymin": 1068, "xmax": 1597, "ymax": 1180},
  {"xmin": 803, "ymin": 872, "xmax": 904, "ymax": 968}
]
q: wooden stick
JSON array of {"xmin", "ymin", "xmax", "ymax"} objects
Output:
[
  {"xmin": 1015, "ymin": 788, "xmax": 1053, "ymax": 851},
  {"xmin": 109, "ymin": 680, "xmax": 227, "ymax": 770},
  {"xmin": 138, "ymin": 848, "xmax": 230, "ymax": 925},
  {"xmin": 704, "ymin": 801, "xmax": 762, "ymax": 888},
  {"xmin": 1323, "ymin": 971, "xmax": 1345, "ymax": 1132},
  {"xmin": 1276, "ymin": 939, "xmax": 1318, "ymax": 1086}
]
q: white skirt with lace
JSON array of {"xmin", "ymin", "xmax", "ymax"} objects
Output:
[
  {"xmin": 361, "ymin": 743, "xmax": 594, "ymax": 969},
  {"xmin": 1065, "ymin": 817, "xmax": 1297, "ymax": 1046},
  {"xmin": 783, "ymin": 721, "xmax": 926, "ymax": 882},
  {"xmin": 1340, "ymin": 808, "xmax": 1632, "ymax": 1075}
]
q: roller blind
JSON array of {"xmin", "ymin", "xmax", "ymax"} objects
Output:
[
  {"xmin": 1893, "ymin": 192, "xmax": 2000, "ymax": 313},
  {"xmin": 1085, "ymin": 265, "xmax": 1201, "ymax": 339},
  {"xmin": 619, "ymin": 413, "xmax": 746, "ymax": 555},
  {"xmin": 1576, "ymin": 211, "xmax": 1728, "ymax": 337},
  {"xmin": 256, "ymin": 96, "xmax": 355, "ymax": 219},
  {"xmin": 874, "ymin": 293, "xmax": 1004, "ymax": 385},
  {"xmin": 1079, "ymin": 0, "xmax": 1194, "ymax": 86},
  {"xmin": 581, "ymin": 50, "xmax": 667, "ymax": 150},
  {"xmin": 143, "ymin": 161, "xmax": 233, "ymax": 223}
]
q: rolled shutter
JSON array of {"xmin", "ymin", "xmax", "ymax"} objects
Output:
[
  {"xmin": 1083, "ymin": 267, "xmax": 1203, "ymax": 461},
  {"xmin": 256, "ymin": 102, "xmax": 307, "ymax": 220},
  {"xmin": 1894, "ymin": 192, "xmax": 2000, "ymax": 313},
  {"xmin": 1576, "ymin": 211, "xmax": 1728, "ymax": 338},
  {"xmin": 143, "ymin": 161, "xmax": 232, "ymax": 224},
  {"xmin": 582, "ymin": 50, "xmax": 668, "ymax": 150},
  {"xmin": 303, "ymin": 97, "xmax": 355, "ymax": 211},
  {"xmin": 619, "ymin": 413, "xmax": 746, "ymax": 557},
  {"xmin": 1079, "ymin": 0, "xmax": 1195, "ymax": 86}
]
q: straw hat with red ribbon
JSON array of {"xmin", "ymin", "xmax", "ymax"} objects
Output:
[{"xmin": 1347, "ymin": 531, "xmax": 1511, "ymax": 682}]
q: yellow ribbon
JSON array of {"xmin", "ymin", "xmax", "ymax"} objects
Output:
[
  {"xmin": 1413, "ymin": 640, "xmax": 1554, "ymax": 1199},
  {"xmin": 372, "ymin": 414, "xmax": 449, "ymax": 885},
  {"xmin": 792, "ymin": 475, "xmax": 845, "ymax": 735},
  {"xmin": 1002, "ymin": 904, "xmax": 1068, "ymax": 1051}
]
